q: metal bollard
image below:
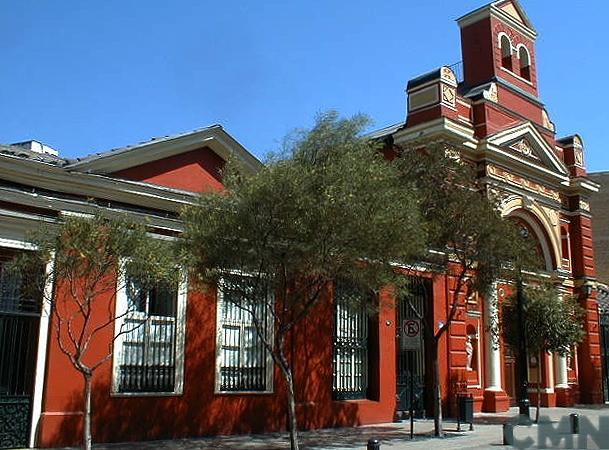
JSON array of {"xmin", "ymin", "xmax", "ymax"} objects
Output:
[
  {"xmin": 503, "ymin": 423, "xmax": 514, "ymax": 446},
  {"xmin": 367, "ymin": 438, "xmax": 381, "ymax": 450},
  {"xmin": 570, "ymin": 413, "xmax": 579, "ymax": 434}
]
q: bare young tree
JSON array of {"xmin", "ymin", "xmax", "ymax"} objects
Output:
[{"xmin": 13, "ymin": 214, "xmax": 178, "ymax": 450}]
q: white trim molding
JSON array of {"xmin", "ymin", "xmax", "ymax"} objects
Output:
[
  {"xmin": 29, "ymin": 253, "xmax": 55, "ymax": 448},
  {"xmin": 111, "ymin": 270, "xmax": 188, "ymax": 396}
]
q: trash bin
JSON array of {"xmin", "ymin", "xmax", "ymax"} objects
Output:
[
  {"xmin": 457, "ymin": 394, "xmax": 474, "ymax": 431},
  {"xmin": 367, "ymin": 438, "xmax": 381, "ymax": 450}
]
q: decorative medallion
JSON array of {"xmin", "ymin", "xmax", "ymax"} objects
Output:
[
  {"xmin": 579, "ymin": 199, "xmax": 590, "ymax": 212},
  {"xmin": 441, "ymin": 66, "xmax": 457, "ymax": 85},
  {"xmin": 444, "ymin": 145, "xmax": 461, "ymax": 161},
  {"xmin": 574, "ymin": 147, "xmax": 584, "ymax": 167},
  {"xmin": 542, "ymin": 109, "xmax": 555, "ymax": 132},
  {"xmin": 509, "ymin": 138, "xmax": 537, "ymax": 158},
  {"xmin": 483, "ymin": 83, "xmax": 498, "ymax": 103},
  {"xmin": 441, "ymin": 85, "xmax": 456, "ymax": 107}
]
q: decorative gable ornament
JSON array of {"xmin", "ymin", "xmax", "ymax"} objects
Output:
[
  {"xmin": 509, "ymin": 138, "xmax": 537, "ymax": 159},
  {"xmin": 484, "ymin": 122, "xmax": 569, "ymax": 180}
]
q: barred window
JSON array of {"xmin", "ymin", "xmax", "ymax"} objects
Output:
[
  {"xmin": 0, "ymin": 256, "xmax": 41, "ymax": 315},
  {"xmin": 333, "ymin": 281, "xmax": 369, "ymax": 400},
  {"xmin": 216, "ymin": 275, "xmax": 273, "ymax": 393},
  {"xmin": 113, "ymin": 276, "xmax": 187, "ymax": 395}
]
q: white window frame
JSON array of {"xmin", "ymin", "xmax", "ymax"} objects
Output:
[
  {"xmin": 215, "ymin": 274, "xmax": 274, "ymax": 394},
  {"xmin": 111, "ymin": 270, "xmax": 187, "ymax": 396}
]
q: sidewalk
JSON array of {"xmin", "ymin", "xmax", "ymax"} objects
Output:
[{"xmin": 62, "ymin": 405, "xmax": 609, "ymax": 449}]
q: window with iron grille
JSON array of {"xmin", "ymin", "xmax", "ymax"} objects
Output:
[
  {"xmin": 216, "ymin": 275, "xmax": 273, "ymax": 393},
  {"xmin": 0, "ymin": 256, "xmax": 42, "ymax": 315},
  {"xmin": 332, "ymin": 281, "xmax": 369, "ymax": 400},
  {"xmin": 113, "ymin": 276, "xmax": 187, "ymax": 395}
]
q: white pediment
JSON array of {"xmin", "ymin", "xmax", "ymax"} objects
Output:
[{"xmin": 484, "ymin": 122, "xmax": 569, "ymax": 179}]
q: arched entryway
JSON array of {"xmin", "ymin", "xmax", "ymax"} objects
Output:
[{"xmin": 502, "ymin": 207, "xmax": 557, "ymax": 406}]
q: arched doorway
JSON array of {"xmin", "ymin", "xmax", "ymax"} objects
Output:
[{"xmin": 502, "ymin": 210, "xmax": 556, "ymax": 405}]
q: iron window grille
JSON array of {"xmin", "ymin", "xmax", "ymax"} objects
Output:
[
  {"xmin": 216, "ymin": 275, "xmax": 273, "ymax": 393},
  {"xmin": 0, "ymin": 255, "xmax": 43, "ymax": 449},
  {"xmin": 0, "ymin": 259, "xmax": 41, "ymax": 316},
  {"xmin": 116, "ymin": 280, "xmax": 178, "ymax": 393},
  {"xmin": 332, "ymin": 281, "xmax": 369, "ymax": 400}
]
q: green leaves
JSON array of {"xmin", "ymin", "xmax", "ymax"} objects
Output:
[
  {"xmin": 181, "ymin": 111, "xmax": 426, "ymax": 308},
  {"xmin": 393, "ymin": 143, "xmax": 537, "ymax": 294},
  {"xmin": 501, "ymin": 283, "xmax": 586, "ymax": 355},
  {"xmin": 14, "ymin": 213, "xmax": 180, "ymax": 300}
]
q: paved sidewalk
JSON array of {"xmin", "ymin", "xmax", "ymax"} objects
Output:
[{"xmin": 59, "ymin": 405, "xmax": 609, "ymax": 449}]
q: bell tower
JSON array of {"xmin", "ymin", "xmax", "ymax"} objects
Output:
[{"xmin": 457, "ymin": 0, "xmax": 538, "ymax": 97}]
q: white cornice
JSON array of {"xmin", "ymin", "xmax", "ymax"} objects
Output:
[
  {"xmin": 566, "ymin": 177, "xmax": 600, "ymax": 194},
  {"xmin": 457, "ymin": 1, "xmax": 537, "ymax": 41},
  {"xmin": 393, "ymin": 117, "xmax": 478, "ymax": 149},
  {"xmin": 0, "ymin": 185, "xmax": 184, "ymax": 233},
  {"xmin": 0, "ymin": 154, "xmax": 196, "ymax": 213},
  {"xmin": 482, "ymin": 122, "xmax": 569, "ymax": 178}
]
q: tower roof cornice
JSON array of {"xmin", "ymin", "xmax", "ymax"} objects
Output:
[{"xmin": 457, "ymin": 0, "xmax": 537, "ymax": 41}]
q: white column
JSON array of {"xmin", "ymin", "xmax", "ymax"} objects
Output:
[
  {"xmin": 554, "ymin": 354, "xmax": 569, "ymax": 388},
  {"xmin": 30, "ymin": 252, "xmax": 55, "ymax": 448},
  {"xmin": 546, "ymin": 352, "xmax": 555, "ymax": 393},
  {"xmin": 484, "ymin": 282, "xmax": 503, "ymax": 391}
]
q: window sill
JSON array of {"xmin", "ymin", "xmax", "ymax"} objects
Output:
[
  {"xmin": 499, "ymin": 66, "xmax": 533, "ymax": 86},
  {"xmin": 110, "ymin": 391, "xmax": 183, "ymax": 398},
  {"xmin": 333, "ymin": 397, "xmax": 378, "ymax": 404},
  {"xmin": 215, "ymin": 390, "xmax": 274, "ymax": 395}
]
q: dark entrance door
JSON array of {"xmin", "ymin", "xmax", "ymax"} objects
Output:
[
  {"xmin": 600, "ymin": 313, "xmax": 609, "ymax": 403},
  {"xmin": 396, "ymin": 278, "xmax": 430, "ymax": 416},
  {"xmin": 504, "ymin": 347, "xmax": 518, "ymax": 406},
  {"xmin": 0, "ymin": 258, "xmax": 41, "ymax": 449}
]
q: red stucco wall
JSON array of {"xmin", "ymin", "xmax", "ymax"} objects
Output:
[{"xmin": 112, "ymin": 147, "xmax": 225, "ymax": 193}]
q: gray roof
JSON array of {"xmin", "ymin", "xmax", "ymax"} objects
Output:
[
  {"xmin": 0, "ymin": 144, "xmax": 67, "ymax": 166},
  {"xmin": 65, "ymin": 124, "xmax": 222, "ymax": 166},
  {"xmin": 365, "ymin": 122, "xmax": 405, "ymax": 141}
]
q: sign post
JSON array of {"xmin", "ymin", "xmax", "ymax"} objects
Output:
[{"xmin": 400, "ymin": 319, "xmax": 421, "ymax": 439}]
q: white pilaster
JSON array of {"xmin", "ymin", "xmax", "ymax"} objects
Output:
[
  {"xmin": 484, "ymin": 283, "xmax": 503, "ymax": 391},
  {"xmin": 30, "ymin": 252, "xmax": 55, "ymax": 448},
  {"xmin": 554, "ymin": 353, "xmax": 569, "ymax": 388}
]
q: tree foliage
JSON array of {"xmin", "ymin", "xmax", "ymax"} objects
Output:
[
  {"xmin": 12, "ymin": 213, "xmax": 179, "ymax": 450},
  {"xmin": 501, "ymin": 282, "xmax": 585, "ymax": 421},
  {"xmin": 393, "ymin": 144, "xmax": 534, "ymax": 435},
  {"xmin": 180, "ymin": 111, "xmax": 427, "ymax": 450},
  {"xmin": 501, "ymin": 283, "xmax": 585, "ymax": 356}
]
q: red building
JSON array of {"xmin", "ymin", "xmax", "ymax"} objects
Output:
[{"xmin": 0, "ymin": 1, "xmax": 605, "ymax": 448}]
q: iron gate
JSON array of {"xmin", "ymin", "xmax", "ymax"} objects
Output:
[
  {"xmin": 396, "ymin": 277, "xmax": 429, "ymax": 416},
  {"xmin": 0, "ymin": 260, "xmax": 41, "ymax": 449},
  {"xmin": 600, "ymin": 313, "xmax": 609, "ymax": 403}
]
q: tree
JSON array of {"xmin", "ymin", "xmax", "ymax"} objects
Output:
[
  {"xmin": 501, "ymin": 283, "xmax": 585, "ymax": 422},
  {"xmin": 12, "ymin": 214, "xmax": 178, "ymax": 450},
  {"xmin": 393, "ymin": 145, "xmax": 532, "ymax": 436},
  {"xmin": 180, "ymin": 111, "xmax": 426, "ymax": 450}
]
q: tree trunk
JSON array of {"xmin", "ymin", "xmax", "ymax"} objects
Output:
[
  {"xmin": 431, "ymin": 339, "xmax": 443, "ymax": 437},
  {"xmin": 277, "ymin": 341, "xmax": 299, "ymax": 450},
  {"xmin": 535, "ymin": 351, "xmax": 541, "ymax": 424},
  {"xmin": 83, "ymin": 372, "xmax": 92, "ymax": 450},
  {"xmin": 285, "ymin": 368, "xmax": 299, "ymax": 450}
]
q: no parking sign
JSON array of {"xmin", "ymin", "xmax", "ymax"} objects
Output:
[{"xmin": 400, "ymin": 319, "xmax": 421, "ymax": 350}]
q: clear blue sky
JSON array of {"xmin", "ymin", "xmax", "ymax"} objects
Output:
[{"xmin": 1, "ymin": 1, "xmax": 607, "ymax": 171}]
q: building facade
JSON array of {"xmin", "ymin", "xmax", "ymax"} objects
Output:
[{"xmin": 0, "ymin": 1, "xmax": 605, "ymax": 448}]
